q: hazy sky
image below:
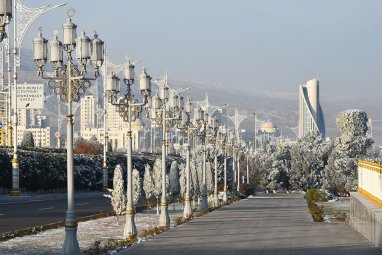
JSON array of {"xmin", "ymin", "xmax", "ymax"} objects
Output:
[{"xmin": 23, "ymin": 0, "xmax": 382, "ymax": 100}]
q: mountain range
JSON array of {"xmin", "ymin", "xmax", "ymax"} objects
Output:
[{"xmin": 12, "ymin": 49, "xmax": 382, "ymax": 145}]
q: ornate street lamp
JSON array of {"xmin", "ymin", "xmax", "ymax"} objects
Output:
[
  {"xmin": 106, "ymin": 60, "xmax": 151, "ymax": 237},
  {"xmin": 206, "ymin": 116, "xmax": 219, "ymax": 207},
  {"xmin": 194, "ymin": 106, "xmax": 210, "ymax": 210},
  {"xmin": 148, "ymin": 81, "xmax": 183, "ymax": 226},
  {"xmin": 246, "ymin": 145, "xmax": 253, "ymax": 184},
  {"xmin": 237, "ymin": 138, "xmax": 246, "ymax": 191},
  {"xmin": 227, "ymin": 130, "xmax": 236, "ymax": 192},
  {"xmin": 178, "ymin": 98, "xmax": 203, "ymax": 218},
  {"xmin": 32, "ymin": 10, "xmax": 104, "ymax": 254},
  {"xmin": 217, "ymin": 125, "xmax": 228, "ymax": 203}
]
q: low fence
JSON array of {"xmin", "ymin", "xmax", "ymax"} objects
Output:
[
  {"xmin": 350, "ymin": 160, "xmax": 382, "ymax": 249},
  {"xmin": 357, "ymin": 160, "xmax": 382, "ymax": 207}
]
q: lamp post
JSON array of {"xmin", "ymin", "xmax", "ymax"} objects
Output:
[
  {"xmin": 32, "ymin": 10, "xmax": 104, "ymax": 254},
  {"xmin": 194, "ymin": 107, "xmax": 209, "ymax": 210},
  {"xmin": 0, "ymin": 0, "xmax": 12, "ymax": 153},
  {"xmin": 246, "ymin": 145, "xmax": 252, "ymax": 184},
  {"xmin": 178, "ymin": 98, "xmax": 193, "ymax": 218},
  {"xmin": 0, "ymin": 1, "xmax": 12, "ymax": 42},
  {"xmin": 148, "ymin": 82, "xmax": 183, "ymax": 226},
  {"xmin": 207, "ymin": 116, "xmax": 219, "ymax": 207},
  {"xmin": 99, "ymin": 51, "xmax": 126, "ymax": 191},
  {"xmin": 106, "ymin": 60, "xmax": 151, "ymax": 237},
  {"xmin": 227, "ymin": 131, "xmax": 236, "ymax": 193},
  {"xmin": 217, "ymin": 125, "xmax": 228, "ymax": 203},
  {"xmin": 178, "ymin": 98, "xmax": 205, "ymax": 218},
  {"xmin": 7, "ymin": 1, "xmax": 65, "ymax": 195}
]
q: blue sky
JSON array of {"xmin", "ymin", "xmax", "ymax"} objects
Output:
[{"xmin": 23, "ymin": 0, "xmax": 382, "ymax": 100}]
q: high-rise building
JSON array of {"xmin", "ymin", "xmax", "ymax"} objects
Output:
[
  {"xmin": 298, "ymin": 79, "xmax": 325, "ymax": 138},
  {"xmin": 79, "ymin": 98, "xmax": 145, "ymax": 152},
  {"xmin": 80, "ymin": 95, "xmax": 96, "ymax": 132}
]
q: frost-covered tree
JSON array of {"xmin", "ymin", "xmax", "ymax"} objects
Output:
[
  {"xmin": 111, "ymin": 165, "xmax": 126, "ymax": 224},
  {"xmin": 143, "ymin": 164, "xmax": 154, "ymax": 201},
  {"xmin": 323, "ymin": 109, "xmax": 373, "ymax": 195},
  {"xmin": 179, "ymin": 163, "xmax": 186, "ymax": 198},
  {"xmin": 168, "ymin": 161, "xmax": 180, "ymax": 196},
  {"xmin": 89, "ymin": 135, "xmax": 98, "ymax": 143},
  {"xmin": 21, "ymin": 131, "xmax": 35, "ymax": 148},
  {"xmin": 289, "ymin": 132, "xmax": 324, "ymax": 191},
  {"xmin": 257, "ymin": 141, "xmax": 290, "ymax": 191},
  {"xmin": 190, "ymin": 156, "xmax": 200, "ymax": 199},
  {"xmin": 132, "ymin": 168, "xmax": 145, "ymax": 208},
  {"xmin": 152, "ymin": 158, "xmax": 162, "ymax": 198},
  {"xmin": 205, "ymin": 161, "xmax": 214, "ymax": 193}
]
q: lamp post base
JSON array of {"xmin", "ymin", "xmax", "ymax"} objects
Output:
[
  {"xmin": 102, "ymin": 167, "xmax": 108, "ymax": 191},
  {"xmin": 201, "ymin": 193, "xmax": 208, "ymax": 210},
  {"xmin": 223, "ymin": 189, "xmax": 228, "ymax": 203},
  {"xmin": 183, "ymin": 196, "xmax": 192, "ymax": 219},
  {"xmin": 214, "ymin": 192, "xmax": 219, "ymax": 207},
  {"xmin": 159, "ymin": 202, "xmax": 170, "ymax": 227},
  {"xmin": 124, "ymin": 210, "xmax": 137, "ymax": 238},
  {"xmin": 10, "ymin": 189, "xmax": 21, "ymax": 196},
  {"xmin": 11, "ymin": 159, "xmax": 20, "ymax": 197},
  {"xmin": 63, "ymin": 226, "xmax": 80, "ymax": 255}
]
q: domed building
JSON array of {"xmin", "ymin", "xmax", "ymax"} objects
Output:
[{"xmin": 259, "ymin": 122, "xmax": 277, "ymax": 134}]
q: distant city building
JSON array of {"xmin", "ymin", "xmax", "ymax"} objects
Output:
[
  {"xmin": 17, "ymin": 126, "xmax": 51, "ymax": 147},
  {"xmin": 80, "ymin": 95, "xmax": 96, "ymax": 132},
  {"xmin": 298, "ymin": 79, "xmax": 325, "ymax": 138},
  {"xmin": 16, "ymin": 107, "xmax": 51, "ymax": 147},
  {"xmin": 80, "ymin": 99, "xmax": 145, "ymax": 152}
]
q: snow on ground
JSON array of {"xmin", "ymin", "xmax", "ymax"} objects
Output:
[
  {"xmin": 317, "ymin": 197, "xmax": 350, "ymax": 222},
  {"xmin": 0, "ymin": 202, "xmax": 190, "ymax": 255}
]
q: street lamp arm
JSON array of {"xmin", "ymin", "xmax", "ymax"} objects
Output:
[{"xmin": 16, "ymin": 1, "xmax": 67, "ymax": 60}]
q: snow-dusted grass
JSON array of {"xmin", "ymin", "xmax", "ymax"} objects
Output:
[
  {"xmin": 0, "ymin": 203, "xmax": 188, "ymax": 255},
  {"xmin": 318, "ymin": 197, "xmax": 350, "ymax": 223}
]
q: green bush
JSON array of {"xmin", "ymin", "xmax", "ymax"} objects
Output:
[
  {"xmin": 240, "ymin": 183, "xmax": 255, "ymax": 197},
  {"xmin": 306, "ymin": 189, "xmax": 327, "ymax": 222},
  {"xmin": 306, "ymin": 189, "xmax": 328, "ymax": 203}
]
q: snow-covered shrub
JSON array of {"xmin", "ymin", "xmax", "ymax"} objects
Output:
[
  {"xmin": 111, "ymin": 165, "xmax": 126, "ymax": 224},
  {"xmin": 179, "ymin": 163, "xmax": 186, "ymax": 198},
  {"xmin": 143, "ymin": 164, "xmax": 154, "ymax": 201},
  {"xmin": 152, "ymin": 158, "xmax": 162, "ymax": 198},
  {"xmin": 168, "ymin": 161, "xmax": 180, "ymax": 196},
  {"xmin": 289, "ymin": 132, "xmax": 324, "ymax": 191},
  {"xmin": 323, "ymin": 109, "xmax": 373, "ymax": 195},
  {"xmin": 21, "ymin": 131, "xmax": 35, "ymax": 148},
  {"xmin": 132, "ymin": 168, "xmax": 146, "ymax": 208}
]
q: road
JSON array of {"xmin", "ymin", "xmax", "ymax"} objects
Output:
[
  {"xmin": 0, "ymin": 192, "xmax": 112, "ymax": 234},
  {"xmin": 117, "ymin": 193, "xmax": 382, "ymax": 255}
]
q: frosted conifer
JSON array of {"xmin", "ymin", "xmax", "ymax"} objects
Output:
[
  {"xmin": 143, "ymin": 164, "xmax": 154, "ymax": 201},
  {"xmin": 168, "ymin": 161, "xmax": 180, "ymax": 196},
  {"xmin": 111, "ymin": 165, "xmax": 126, "ymax": 224},
  {"xmin": 21, "ymin": 131, "xmax": 35, "ymax": 148}
]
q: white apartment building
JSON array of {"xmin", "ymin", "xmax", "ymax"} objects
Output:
[
  {"xmin": 80, "ymin": 95, "xmax": 96, "ymax": 131},
  {"xmin": 17, "ymin": 126, "xmax": 51, "ymax": 147},
  {"xmin": 80, "ymin": 99, "xmax": 145, "ymax": 152}
]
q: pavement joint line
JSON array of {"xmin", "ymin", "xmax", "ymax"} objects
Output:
[
  {"xmin": 0, "ymin": 195, "xmax": 107, "ymax": 205},
  {"xmin": 0, "ymin": 214, "xmax": 4, "ymax": 216},
  {"xmin": 0, "ymin": 198, "xmax": 65, "ymax": 205},
  {"xmin": 37, "ymin": 207, "xmax": 54, "ymax": 211}
]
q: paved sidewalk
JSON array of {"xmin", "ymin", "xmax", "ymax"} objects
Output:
[{"xmin": 117, "ymin": 193, "xmax": 382, "ymax": 255}]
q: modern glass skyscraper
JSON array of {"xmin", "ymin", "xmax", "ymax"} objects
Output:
[{"xmin": 298, "ymin": 79, "xmax": 325, "ymax": 138}]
